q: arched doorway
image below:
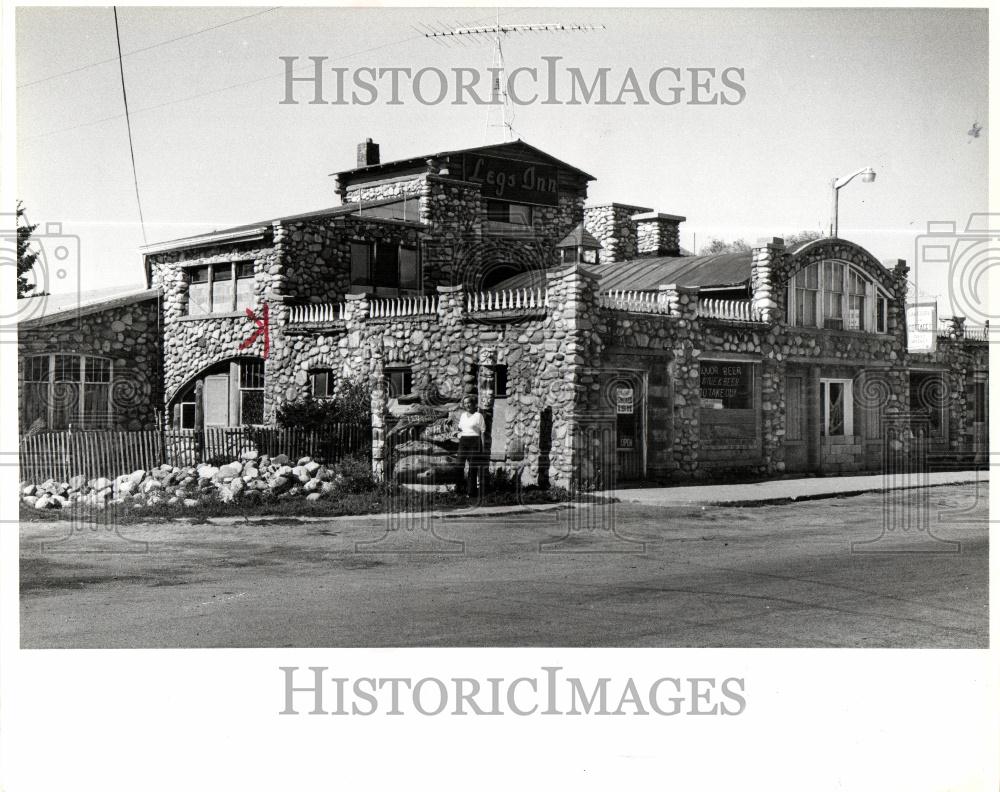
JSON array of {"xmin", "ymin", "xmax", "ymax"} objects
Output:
[{"xmin": 168, "ymin": 357, "xmax": 265, "ymax": 429}]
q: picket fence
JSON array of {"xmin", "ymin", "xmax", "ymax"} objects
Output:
[{"xmin": 18, "ymin": 425, "xmax": 370, "ymax": 484}]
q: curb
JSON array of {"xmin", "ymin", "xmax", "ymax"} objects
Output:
[{"xmin": 613, "ymin": 477, "xmax": 986, "ymax": 508}]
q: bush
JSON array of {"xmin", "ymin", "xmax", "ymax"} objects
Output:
[
  {"xmin": 277, "ymin": 378, "xmax": 370, "ymax": 430},
  {"xmin": 332, "ymin": 452, "xmax": 378, "ymax": 493}
]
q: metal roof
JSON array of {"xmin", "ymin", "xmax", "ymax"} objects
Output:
[
  {"xmin": 494, "ymin": 252, "xmax": 752, "ymax": 292},
  {"xmin": 18, "ymin": 286, "xmax": 159, "ymax": 329}
]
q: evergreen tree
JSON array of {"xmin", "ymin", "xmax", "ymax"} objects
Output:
[{"xmin": 16, "ymin": 202, "xmax": 38, "ymax": 298}]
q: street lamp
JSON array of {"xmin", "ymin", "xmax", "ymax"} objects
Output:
[{"xmin": 829, "ymin": 167, "xmax": 876, "ymax": 238}]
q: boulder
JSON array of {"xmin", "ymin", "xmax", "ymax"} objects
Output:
[
  {"xmin": 240, "ymin": 448, "xmax": 259, "ymax": 462},
  {"xmin": 269, "ymin": 475, "xmax": 294, "ymax": 494},
  {"xmin": 303, "ymin": 478, "xmax": 321, "ymax": 493},
  {"xmin": 129, "ymin": 469, "xmax": 146, "ymax": 485},
  {"xmin": 67, "ymin": 475, "xmax": 87, "ymax": 491},
  {"xmin": 393, "ymin": 454, "xmax": 461, "ymax": 483},
  {"xmin": 22, "ymin": 495, "xmax": 37, "ymax": 507},
  {"xmin": 141, "ymin": 479, "xmax": 164, "ymax": 494},
  {"xmin": 22, "ymin": 484, "xmax": 37, "ymax": 497},
  {"xmin": 272, "ymin": 454, "xmax": 290, "ymax": 466},
  {"xmin": 183, "ymin": 498, "xmax": 200, "ymax": 508},
  {"xmin": 296, "ymin": 456, "xmax": 312, "ymax": 466},
  {"xmin": 304, "ymin": 460, "xmax": 321, "ymax": 475},
  {"xmin": 393, "ymin": 439, "xmax": 455, "ymax": 458},
  {"xmin": 198, "ymin": 465, "xmax": 219, "ymax": 480},
  {"xmin": 305, "ymin": 492, "xmax": 322, "ymax": 502},
  {"xmin": 292, "ymin": 466, "xmax": 311, "ymax": 483},
  {"xmin": 34, "ymin": 496, "xmax": 53, "ymax": 510},
  {"xmin": 243, "ymin": 467, "xmax": 260, "ymax": 481},
  {"xmin": 229, "ymin": 477, "xmax": 246, "ymax": 495},
  {"xmin": 218, "ymin": 462, "xmax": 243, "ymax": 480}
]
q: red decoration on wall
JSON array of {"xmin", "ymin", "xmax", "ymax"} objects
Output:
[{"xmin": 239, "ymin": 303, "xmax": 270, "ymax": 359}]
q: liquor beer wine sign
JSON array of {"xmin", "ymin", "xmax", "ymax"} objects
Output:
[{"xmin": 461, "ymin": 154, "xmax": 559, "ymax": 205}]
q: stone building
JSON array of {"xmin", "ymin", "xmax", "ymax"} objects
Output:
[
  {"xmin": 17, "ymin": 287, "xmax": 162, "ymax": 431},
  {"xmin": 133, "ymin": 138, "xmax": 987, "ymax": 487}
]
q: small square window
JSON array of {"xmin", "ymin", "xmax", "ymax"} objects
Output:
[
  {"xmin": 386, "ymin": 368, "xmax": 412, "ymax": 398},
  {"xmin": 310, "ymin": 369, "xmax": 335, "ymax": 398}
]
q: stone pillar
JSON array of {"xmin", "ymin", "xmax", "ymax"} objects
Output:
[
  {"xmin": 582, "ymin": 203, "xmax": 651, "ymax": 262},
  {"xmin": 635, "ymin": 213, "xmax": 686, "ymax": 257},
  {"xmin": 750, "ymin": 237, "xmax": 785, "ymax": 322},
  {"xmin": 369, "ymin": 343, "xmax": 388, "ymax": 481},
  {"xmin": 658, "ymin": 283, "xmax": 699, "ymax": 320},
  {"xmin": 542, "ymin": 264, "xmax": 605, "ymax": 489}
]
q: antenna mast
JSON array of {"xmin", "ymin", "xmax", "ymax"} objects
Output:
[{"xmin": 422, "ymin": 13, "xmax": 605, "ymax": 142}]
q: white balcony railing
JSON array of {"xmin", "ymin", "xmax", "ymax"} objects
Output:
[
  {"xmin": 466, "ymin": 288, "xmax": 549, "ymax": 312},
  {"xmin": 964, "ymin": 324, "xmax": 989, "ymax": 341},
  {"xmin": 698, "ymin": 298, "xmax": 762, "ymax": 322},
  {"xmin": 288, "ymin": 302, "xmax": 346, "ymax": 324},
  {"xmin": 598, "ymin": 290, "xmax": 671, "ymax": 315},
  {"xmin": 368, "ymin": 295, "xmax": 438, "ymax": 319}
]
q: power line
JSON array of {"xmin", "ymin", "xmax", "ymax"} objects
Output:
[
  {"xmin": 18, "ymin": 7, "xmax": 278, "ymax": 89},
  {"xmin": 22, "ymin": 9, "xmax": 526, "ymax": 143},
  {"xmin": 113, "ymin": 7, "xmax": 147, "ymax": 248}
]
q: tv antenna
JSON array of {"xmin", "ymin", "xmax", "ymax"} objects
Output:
[{"xmin": 420, "ymin": 11, "xmax": 605, "ymax": 142}]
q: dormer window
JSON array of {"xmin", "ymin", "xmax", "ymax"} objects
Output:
[{"xmin": 787, "ymin": 262, "xmax": 890, "ymax": 333}]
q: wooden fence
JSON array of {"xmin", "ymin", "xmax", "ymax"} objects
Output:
[{"xmin": 18, "ymin": 425, "xmax": 371, "ymax": 483}]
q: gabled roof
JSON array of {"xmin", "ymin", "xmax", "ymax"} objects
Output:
[
  {"xmin": 141, "ymin": 196, "xmax": 422, "ymax": 256},
  {"xmin": 18, "ymin": 286, "xmax": 159, "ymax": 329},
  {"xmin": 556, "ymin": 223, "xmax": 603, "ymax": 250},
  {"xmin": 334, "ymin": 139, "xmax": 596, "ymax": 182}
]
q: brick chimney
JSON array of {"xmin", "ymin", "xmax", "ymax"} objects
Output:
[
  {"xmin": 635, "ymin": 212, "xmax": 686, "ymax": 257},
  {"xmin": 357, "ymin": 138, "xmax": 380, "ymax": 167},
  {"xmin": 582, "ymin": 203, "xmax": 651, "ymax": 263}
]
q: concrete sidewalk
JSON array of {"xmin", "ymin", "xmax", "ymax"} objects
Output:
[{"xmin": 601, "ymin": 469, "xmax": 989, "ymax": 507}]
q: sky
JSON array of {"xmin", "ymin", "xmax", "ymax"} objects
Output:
[{"xmin": 15, "ymin": 7, "xmax": 988, "ymax": 313}]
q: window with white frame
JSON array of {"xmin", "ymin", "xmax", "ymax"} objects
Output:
[
  {"xmin": 21, "ymin": 353, "xmax": 114, "ymax": 430},
  {"xmin": 187, "ymin": 261, "xmax": 255, "ymax": 316},
  {"xmin": 788, "ymin": 261, "xmax": 890, "ymax": 333},
  {"xmin": 820, "ymin": 378, "xmax": 854, "ymax": 436}
]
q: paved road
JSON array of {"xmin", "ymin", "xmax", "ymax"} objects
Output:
[{"xmin": 20, "ymin": 483, "xmax": 988, "ymax": 648}]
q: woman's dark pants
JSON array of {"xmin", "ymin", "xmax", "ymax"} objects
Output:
[{"xmin": 457, "ymin": 436, "xmax": 484, "ymax": 496}]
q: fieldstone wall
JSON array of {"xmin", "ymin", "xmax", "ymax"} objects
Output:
[
  {"xmin": 280, "ymin": 215, "xmax": 422, "ymax": 303},
  {"xmin": 636, "ymin": 214, "xmax": 684, "ymax": 257},
  {"xmin": 18, "ymin": 296, "xmax": 162, "ymax": 430},
  {"xmin": 148, "ymin": 239, "xmax": 279, "ymax": 413},
  {"xmin": 583, "ymin": 203, "xmax": 647, "ymax": 262}
]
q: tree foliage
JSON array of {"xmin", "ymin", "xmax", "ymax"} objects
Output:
[
  {"xmin": 16, "ymin": 202, "xmax": 38, "ymax": 298},
  {"xmin": 698, "ymin": 230, "xmax": 823, "ymax": 255}
]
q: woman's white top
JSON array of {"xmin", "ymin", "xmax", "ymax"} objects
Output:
[{"xmin": 458, "ymin": 410, "xmax": 486, "ymax": 437}]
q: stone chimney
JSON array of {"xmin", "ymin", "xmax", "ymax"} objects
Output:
[
  {"xmin": 583, "ymin": 203, "xmax": 651, "ymax": 262},
  {"xmin": 635, "ymin": 213, "xmax": 686, "ymax": 257},
  {"xmin": 357, "ymin": 138, "xmax": 380, "ymax": 167}
]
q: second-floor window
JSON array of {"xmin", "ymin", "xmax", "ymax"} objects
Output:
[
  {"xmin": 788, "ymin": 262, "xmax": 889, "ymax": 333},
  {"xmin": 350, "ymin": 240, "xmax": 420, "ymax": 291},
  {"xmin": 188, "ymin": 262, "xmax": 255, "ymax": 316},
  {"xmin": 486, "ymin": 200, "xmax": 533, "ymax": 225}
]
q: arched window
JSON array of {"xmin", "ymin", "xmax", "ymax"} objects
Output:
[
  {"xmin": 20, "ymin": 353, "xmax": 114, "ymax": 430},
  {"xmin": 787, "ymin": 261, "xmax": 890, "ymax": 333}
]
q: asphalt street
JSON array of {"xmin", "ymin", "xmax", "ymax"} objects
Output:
[{"xmin": 20, "ymin": 483, "xmax": 988, "ymax": 648}]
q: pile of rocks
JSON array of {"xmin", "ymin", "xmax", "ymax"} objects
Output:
[{"xmin": 21, "ymin": 451, "xmax": 351, "ymax": 511}]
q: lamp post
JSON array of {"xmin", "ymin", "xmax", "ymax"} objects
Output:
[{"xmin": 829, "ymin": 167, "xmax": 876, "ymax": 238}]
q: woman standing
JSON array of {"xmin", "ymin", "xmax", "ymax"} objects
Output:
[{"xmin": 456, "ymin": 395, "xmax": 486, "ymax": 497}]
